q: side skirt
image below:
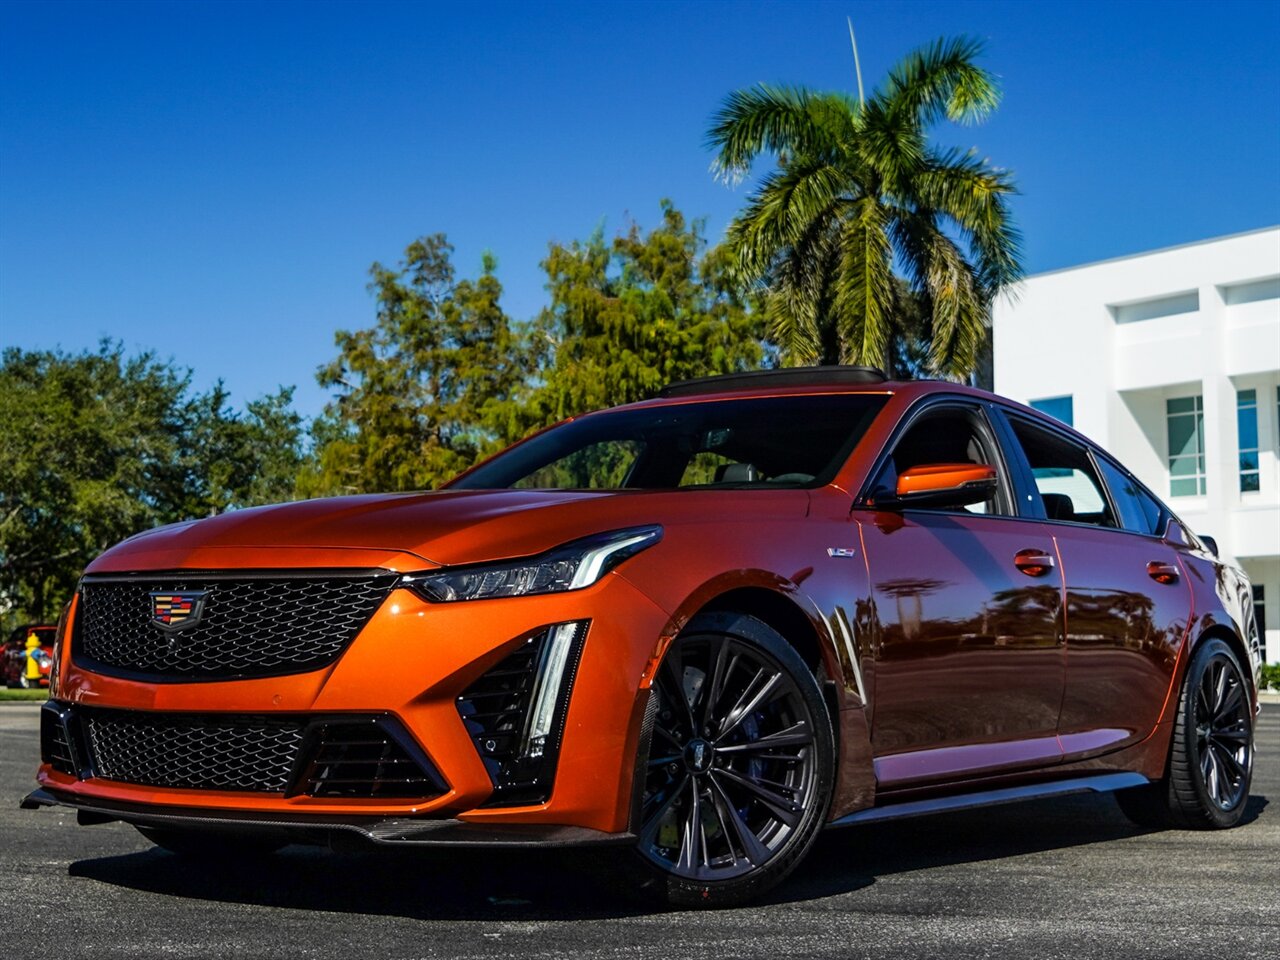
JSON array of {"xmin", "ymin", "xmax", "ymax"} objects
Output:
[{"xmin": 826, "ymin": 772, "xmax": 1149, "ymax": 829}]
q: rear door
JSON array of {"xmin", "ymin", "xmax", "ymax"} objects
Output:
[
  {"xmin": 997, "ymin": 411, "xmax": 1192, "ymax": 759},
  {"xmin": 857, "ymin": 398, "xmax": 1066, "ymax": 787}
]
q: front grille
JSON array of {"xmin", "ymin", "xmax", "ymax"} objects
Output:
[
  {"xmin": 85, "ymin": 709, "xmax": 306, "ymax": 792},
  {"xmin": 76, "ymin": 571, "xmax": 396, "ymax": 680}
]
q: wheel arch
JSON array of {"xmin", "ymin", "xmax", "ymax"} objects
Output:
[
  {"xmin": 1190, "ymin": 622, "xmax": 1259, "ymax": 709},
  {"xmin": 693, "ymin": 586, "xmax": 829, "ymax": 678},
  {"xmin": 671, "ymin": 582, "xmax": 878, "ymax": 821}
]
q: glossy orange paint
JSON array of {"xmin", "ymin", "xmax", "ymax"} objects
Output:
[
  {"xmin": 32, "ymin": 376, "xmax": 1260, "ymax": 844},
  {"xmin": 894, "ymin": 462, "xmax": 997, "ymax": 497}
]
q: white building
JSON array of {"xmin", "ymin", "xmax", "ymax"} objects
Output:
[{"xmin": 993, "ymin": 226, "xmax": 1280, "ymax": 663}]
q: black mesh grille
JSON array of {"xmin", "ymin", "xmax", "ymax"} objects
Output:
[
  {"xmin": 76, "ymin": 572, "xmax": 395, "ymax": 680},
  {"xmin": 85, "ymin": 709, "xmax": 306, "ymax": 792},
  {"xmin": 296, "ymin": 720, "xmax": 445, "ymax": 799}
]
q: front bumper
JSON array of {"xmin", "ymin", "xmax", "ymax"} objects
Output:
[
  {"xmin": 35, "ymin": 571, "xmax": 671, "ymax": 835},
  {"xmin": 21, "ymin": 786, "xmax": 635, "ymax": 849}
]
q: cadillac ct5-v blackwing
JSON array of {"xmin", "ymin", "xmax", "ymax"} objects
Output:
[{"xmin": 25, "ymin": 368, "xmax": 1261, "ymax": 905}]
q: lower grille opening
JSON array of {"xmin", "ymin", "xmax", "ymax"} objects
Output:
[
  {"xmin": 86, "ymin": 710, "xmax": 306, "ymax": 793},
  {"xmin": 53, "ymin": 705, "xmax": 446, "ymax": 800},
  {"xmin": 290, "ymin": 719, "xmax": 446, "ymax": 799}
]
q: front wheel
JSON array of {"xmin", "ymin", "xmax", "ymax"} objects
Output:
[
  {"xmin": 626, "ymin": 612, "xmax": 834, "ymax": 907},
  {"xmin": 1116, "ymin": 637, "xmax": 1254, "ymax": 829}
]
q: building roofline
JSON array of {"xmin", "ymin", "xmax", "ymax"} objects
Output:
[{"xmin": 1021, "ymin": 224, "xmax": 1280, "ymax": 280}]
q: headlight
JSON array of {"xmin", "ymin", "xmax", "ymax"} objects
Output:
[{"xmin": 400, "ymin": 525, "xmax": 662, "ymax": 602}]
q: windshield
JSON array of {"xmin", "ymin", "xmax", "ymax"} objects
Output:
[{"xmin": 451, "ymin": 393, "xmax": 888, "ymax": 491}]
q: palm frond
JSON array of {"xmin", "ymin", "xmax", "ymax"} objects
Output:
[
  {"xmin": 724, "ymin": 159, "xmax": 850, "ymax": 280},
  {"xmin": 833, "ymin": 200, "xmax": 896, "ymax": 369},
  {"xmin": 914, "ymin": 148, "xmax": 1023, "ymax": 297},
  {"xmin": 879, "ymin": 36, "xmax": 1000, "ymax": 128},
  {"xmin": 921, "ymin": 229, "xmax": 985, "ymax": 378},
  {"xmin": 707, "ymin": 86, "xmax": 854, "ymax": 182}
]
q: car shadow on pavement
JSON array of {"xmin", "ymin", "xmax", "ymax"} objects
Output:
[{"xmin": 67, "ymin": 791, "xmax": 1268, "ymax": 920}]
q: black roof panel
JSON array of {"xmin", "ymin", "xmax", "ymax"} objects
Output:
[{"xmin": 659, "ymin": 366, "xmax": 889, "ymax": 398}]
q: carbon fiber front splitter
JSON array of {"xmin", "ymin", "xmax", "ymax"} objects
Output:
[{"xmin": 21, "ymin": 787, "xmax": 636, "ymax": 850}]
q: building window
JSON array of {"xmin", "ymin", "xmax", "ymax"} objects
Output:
[
  {"xmin": 1030, "ymin": 395, "xmax": 1074, "ymax": 427},
  {"xmin": 1237, "ymin": 388, "xmax": 1260, "ymax": 492},
  {"xmin": 1167, "ymin": 395, "xmax": 1206, "ymax": 497}
]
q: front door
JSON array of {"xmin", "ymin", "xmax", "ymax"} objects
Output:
[{"xmin": 858, "ymin": 400, "xmax": 1066, "ymax": 788}]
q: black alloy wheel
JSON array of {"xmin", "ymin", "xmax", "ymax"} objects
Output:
[
  {"xmin": 630, "ymin": 611, "xmax": 834, "ymax": 906},
  {"xmin": 1191, "ymin": 649, "xmax": 1252, "ymax": 811},
  {"xmin": 1116, "ymin": 637, "xmax": 1254, "ymax": 829}
]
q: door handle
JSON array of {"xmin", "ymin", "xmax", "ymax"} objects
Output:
[
  {"xmin": 1147, "ymin": 561, "xmax": 1180, "ymax": 585},
  {"xmin": 1014, "ymin": 549, "xmax": 1055, "ymax": 577}
]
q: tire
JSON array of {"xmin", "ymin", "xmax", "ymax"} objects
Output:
[
  {"xmin": 623, "ymin": 611, "xmax": 835, "ymax": 907},
  {"xmin": 135, "ymin": 825, "xmax": 286, "ymax": 859},
  {"xmin": 1116, "ymin": 637, "xmax": 1254, "ymax": 829}
]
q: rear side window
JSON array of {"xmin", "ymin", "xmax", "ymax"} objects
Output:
[
  {"xmin": 1096, "ymin": 456, "xmax": 1165, "ymax": 536},
  {"xmin": 1006, "ymin": 416, "xmax": 1116, "ymax": 528}
]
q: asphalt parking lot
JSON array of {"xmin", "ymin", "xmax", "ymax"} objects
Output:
[{"xmin": 3, "ymin": 703, "xmax": 1277, "ymax": 960}]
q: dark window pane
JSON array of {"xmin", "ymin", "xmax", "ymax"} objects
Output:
[
  {"xmin": 453, "ymin": 394, "xmax": 888, "ymax": 491},
  {"xmin": 1006, "ymin": 417, "xmax": 1116, "ymax": 528},
  {"xmin": 1167, "ymin": 416, "xmax": 1199, "ymax": 459},
  {"xmin": 1097, "ymin": 457, "xmax": 1158, "ymax": 534},
  {"xmin": 1237, "ymin": 407, "xmax": 1259, "ymax": 450}
]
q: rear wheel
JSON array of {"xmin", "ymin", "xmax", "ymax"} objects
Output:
[
  {"xmin": 135, "ymin": 825, "xmax": 285, "ymax": 859},
  {"xmin": 1116, "ymin": 637, "xmax": 1254, "ymax": 829},
  {"xmin": 626, "ymin": 612, "xmax": 834, "ymax": 907}
]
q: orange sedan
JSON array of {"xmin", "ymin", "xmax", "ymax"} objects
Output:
[{"xmin": 26, "ymin": 367, "xmax": 1261, "ymax": 905}]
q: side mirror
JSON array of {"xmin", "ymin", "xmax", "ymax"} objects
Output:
[
  {"xmin": 1198, "ymin": 534, "xmax": 1219, "ymax": 557},
  {"xmin": 876, "ymin": 463, "xmax": 999, "ymax": 510}
]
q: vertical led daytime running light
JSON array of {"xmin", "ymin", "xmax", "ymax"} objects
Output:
[{"xmin": 520, "ymin": 621, "xmax": 587, "ymax": 760}]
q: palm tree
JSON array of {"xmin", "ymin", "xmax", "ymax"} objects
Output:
[{"xmin": 708, "ymin": 36, "xmax": 1022, "ymax": 378}]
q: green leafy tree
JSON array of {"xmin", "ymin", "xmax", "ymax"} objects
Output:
[
  {"xmin": 708, "ymin": 36, "xmax": 1022, "ymax": 377},
  {"xmin": 299, "ymin": 236, "xmax": 526, "ymax": 495},
  {"xmin": 521, "ymin": 200, "xmax": 765, "ymax": 428},
  {"xmin": 184, "ymin": 384, "xmax": 306, "ymax": 515},
  {"xmin": 0, "ymin": 343, "xmax": 302, "ymax": 626}
]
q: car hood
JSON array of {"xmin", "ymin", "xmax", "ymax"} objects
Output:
[{"xmin": 85, "ymin": 488, "xmax": 811, "ymax": 574}]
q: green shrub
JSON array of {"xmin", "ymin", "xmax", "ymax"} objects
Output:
[{"xmin": 1260, "ymin": 662, "xmax": 1280, "ymax": 692}]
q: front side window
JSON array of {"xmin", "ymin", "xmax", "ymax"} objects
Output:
[
  {"xmin": 453, "ymin": 394, "xmax": 888, "ymax": 490},
  {"xmin": 871, "ymin": 404, "xmax": 1010, "ymax": 515},
  {"xmin": 1006, "ymin": 416, "xmax": 1116, "ymax": 527},
  {"xmin": 1167, "ymin": 395, "xmax": 1206, "ymax": 497},
  {"xmin": 1237, "ymin": 388, "xmax": 1260, "ymax": 493}
]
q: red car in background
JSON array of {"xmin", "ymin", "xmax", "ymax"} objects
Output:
[{"xmin": 4, "ymin": 624, "xmax": 55, "ymax": 688}]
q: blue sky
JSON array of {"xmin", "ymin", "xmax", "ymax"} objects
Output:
[{"xmin": 2, "ymin": 0, "xmax": 1278, "ymax": 419}]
